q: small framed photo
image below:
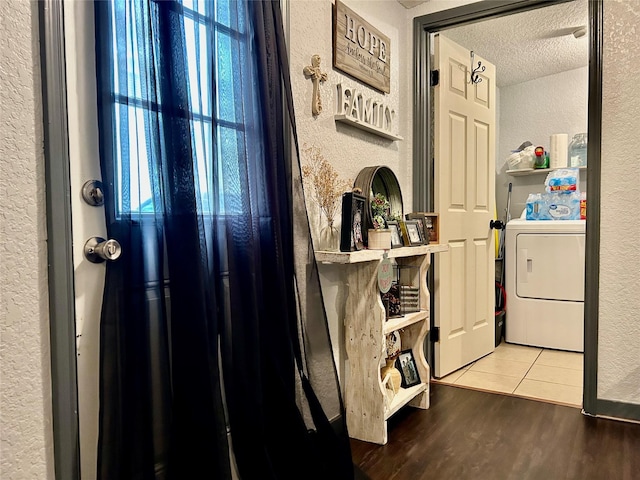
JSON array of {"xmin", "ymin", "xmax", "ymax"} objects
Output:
[
  {"xmin": 395, "ymin": 349, "xmax": 421, "ymax": 388},
  {"xmin": 406, "ymin": 212, "xmax": 438, "ymax": 244},
  {"xmin": 381, "ymin": 282, "xmax": 401, "ymax": 319},
  {"xmin": 402, "ymin": 220, "xmax": 423, "ymax": 246},
  {"xmin": 387, "ymin": 220, "xmax": 404, "ymax": 248},
  {"xmin": 423, "ymin": 214, "xmax": 439, "ymax": 244}
]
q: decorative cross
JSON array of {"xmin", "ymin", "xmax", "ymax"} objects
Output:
[{"xmin": 303, "ymin": 55, "xmax": 328, "ymax": 116}]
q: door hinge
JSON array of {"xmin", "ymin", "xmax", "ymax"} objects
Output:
[
  {"xmin": 430, "ymin": 70, "xmax": 440, "ymax": 87},
  {"xmin": 431, "ymin": 327, "xmax": 440, "ymax": 343}
]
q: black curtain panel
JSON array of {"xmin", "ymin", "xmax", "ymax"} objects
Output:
[
  {"xmin": 94, "ymin": 0, "xmax": 354, "ymax": 479},
  {"xmin": 94, "ymin": 0, "xmax": 230, "ymax": 478}
]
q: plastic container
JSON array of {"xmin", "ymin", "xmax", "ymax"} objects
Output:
[
  {"xmin": 526, "ymin": 192, "xmax": 580, "ymax": 220},
  {"xmin": 569, "ymin": 133, "xmax": 588, "ymax": 167},
  {"xmin": 506, "ymin": 146, "xmax": 536, "ymax": 170},
  {"xmin": 545, "ymin": 168, "xmax": 579, "ymax": 193}
]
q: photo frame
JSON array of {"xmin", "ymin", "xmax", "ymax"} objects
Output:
[
  {"xmin": 387, "ymin": 220, "xmax": 403, "ymax": 248},
  {"xmin": 406, "ymin": 212, "xmax": 439, "ymax": 244},
  {"xmin": 381, "ymin": 282, "xmax": 401, "ymax": 319},
  {"xmin": 395, "ymin": 349, "xmax": 421, "ymax": 388},
  {"xmin": 340, "ymin": 191, "xmax": 366, "ymax": 252},
  {"xmin": 401, "ymin": 220, "xmax": 423, "ymax": 246}
]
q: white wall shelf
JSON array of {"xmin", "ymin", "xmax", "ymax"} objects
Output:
[
  {"xmin": 315, "ymin": 244, "xmax": 448, "ymax": 264},
  {"xmin": 506, "ymin": 165, "xmax": 587, "ymax": 177},
  {"xmin": 315, "ymin": 244, "xmax": 447, "ymax": 444},
  {"xmin": 334, "ymin": 114, "xmax": 403, "ymax": 141}
]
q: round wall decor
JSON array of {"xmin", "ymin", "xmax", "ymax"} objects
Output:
[{"xmin": 353, "ymin": 166, "xmax": 403, "ymax": 245}]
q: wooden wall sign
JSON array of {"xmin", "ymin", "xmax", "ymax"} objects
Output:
[
  {"xmin": 333, "ymin": 0, "xmax": 391, "ymax": 94},
  {"xmin": 335, "ymin": 83, "xmax": 402, "ymax": 141}
]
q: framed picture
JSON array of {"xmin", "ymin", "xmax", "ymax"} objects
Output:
[
  {"xmin": 387, "ymin": 220, "xmax": 403, "ymax": 248},
  {"xmin": 423, "ymin": 214, "xmax": 438, "ymax": 244},
  {"xmin": 340, "ymin": 192, "xmax": 366, "ymax": 252},
  {"xmin": 401, "ymin": 220, "xmax": 423, "ymax": 246},
  {"xmin": 406, "ymin": 212, "xmax": 439, "ymax": 244},
  {"xmin": 395, "ymin": 349, "xmax": 421, "ymax": 388},
  {"xmin": 381, "ymin": 282, "xmax": 401, "ymax": 319}
]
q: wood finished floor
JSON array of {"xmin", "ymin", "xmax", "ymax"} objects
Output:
[{"xmin": 352, "ymin": 383, "xmax": 640, "ymax": 480}]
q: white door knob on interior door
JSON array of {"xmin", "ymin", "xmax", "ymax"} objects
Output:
[{"xmin": 84, "ymin": 237, "xmax": 122, "ymax": 263}]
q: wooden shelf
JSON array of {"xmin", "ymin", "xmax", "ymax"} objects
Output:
[
  {"xmin": 506, "ymin": 165, "xmax": 587, "ymax": 177},
  {"xmin": 384, "ymin": 310, "xmax": 429, "ymax": 335},
  {"xmin": 334, "ymin": 114, "xmax": 403, "ymax": 141},
  {"xmin": 385, "ymin": 383, "xmax": 428, "ymax": 420},
  {"xmin": 315, "ymin": 244, "xmax": 448, "ymax": 264},
  {"xmin": 332, "ymin": 245, "xmax": 446, "ymax": 445}
]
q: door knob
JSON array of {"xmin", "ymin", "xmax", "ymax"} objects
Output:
[
  {"xmin": 84, "ymin": 237, "xmax": 122, "ymax": 263},
  {"xmin": 490, "ymin": 220, "xmax": 505, "ymax": 230}
]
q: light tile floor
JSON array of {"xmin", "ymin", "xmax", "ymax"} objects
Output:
[{"xmin": 434, "ymin": 342, "xmax": 583, "ymax": 407}]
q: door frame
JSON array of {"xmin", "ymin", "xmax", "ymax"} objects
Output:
[
  {"xmin": 39, "ymin": 1, "xmax": 81, "ymax": 479},
  {"xmin": 412, "ymin": 0, "xmax": 602, "ymax": 416},
  {"xmin": 37, "ymin": 0, "xmax": 627, "ymax": 478}
]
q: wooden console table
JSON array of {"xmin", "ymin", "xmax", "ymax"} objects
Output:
[{"xmin": 316, "ymin": 244, "xmax": 448, "ymax": 444}]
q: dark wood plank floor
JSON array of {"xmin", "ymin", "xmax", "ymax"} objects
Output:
[{"xmin": 352, "ymin": 383, "xmax": 640, "ymax": 480}]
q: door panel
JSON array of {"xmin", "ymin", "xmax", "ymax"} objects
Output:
[
  {"xmin": 434, "ymin": 35, "xmax": 496, "ymax": 377},
  {"xmin": 449, "ymin": 114, "xmax": 467, "ymax": 208},
  {"xmin": 474, "ymin": 120, "xmax": 490, "ymax": 209},
  {"xmin": 449, "ymin": 240, "xmax": 466, "ymax": 335},
  {"xmin": 65, "ymin": 2, "xmax": 102, "ymax": 478},
  {"xmin": 474, "ymin": 239, "xmax": 489, "ymax": 328},
  {"xmin": 448, "ymin": 58, "xmax": 467, "ymax": 96},
  {"xmin": 474, "ymin": 72, "xmax": 491, "ymax": 107}
]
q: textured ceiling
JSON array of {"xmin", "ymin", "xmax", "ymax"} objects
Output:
[
  {"xmin": 397, "ymin": 0, "xmax": 429, "ymax": 8},
  {"xmin": 442, "ymin": 0, "xmax": 589, "ymax": 87}
]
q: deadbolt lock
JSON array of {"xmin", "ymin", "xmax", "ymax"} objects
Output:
[{"xmin": 82, "ymin": 180, "xmax": 105, "ymax": 207}]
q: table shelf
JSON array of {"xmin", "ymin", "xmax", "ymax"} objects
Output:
[{"xmin": 319, "ymin": 244, "xmax": 447, "ymax": 444}]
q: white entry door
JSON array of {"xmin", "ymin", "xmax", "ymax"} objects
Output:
[
  {"xmin": 64, "ymin": 2, "xmax": 104, "ymax": 478},
  {"xmin": 433, "ymin": 34, "xmax": 496, "ymax": 378}
]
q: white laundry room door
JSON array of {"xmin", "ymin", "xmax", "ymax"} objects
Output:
[
  {"xmin": 433, "ymin": 34, "xmax": 497, "ymax": 378},
  {"xmin": 64, "ymin": 1, "xmax": 104, "ymax": 478}
]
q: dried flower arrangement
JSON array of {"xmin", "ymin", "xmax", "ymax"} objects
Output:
[{"xmin": 301, "ymin": 144, "xmax": 352, "ymax": 228}]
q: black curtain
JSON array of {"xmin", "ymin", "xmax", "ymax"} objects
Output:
[{"xmin": 94, "ymin": 0, "xmax": 354, "ymax": 479}]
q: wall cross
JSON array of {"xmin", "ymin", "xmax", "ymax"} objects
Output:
[{"xmin": 303, "ymin": 55, "xmax": 328, "ymax": 116}]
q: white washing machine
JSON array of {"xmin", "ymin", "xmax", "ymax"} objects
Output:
[{"xmin": 505, "ymin": 217, "xmax": 585, "ymax": 352}]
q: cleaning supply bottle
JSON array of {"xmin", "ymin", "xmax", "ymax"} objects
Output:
[
  {"xmin": 569, "ymin": 133, "xmax": 588, "ymax": 167},
  {"xmin": 534, "ymin": 146, "xmax": 549, "ymax": 169}
]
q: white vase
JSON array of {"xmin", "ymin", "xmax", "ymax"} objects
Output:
[
  {"xmin": 368, "ymin": 228, "xmax": 391, "ymax": 250},
  {"xmin": 319, "ymin": 222, "xmax": 340, "ymax": 251}
]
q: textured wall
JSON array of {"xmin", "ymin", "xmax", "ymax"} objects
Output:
[
  {"xmin": 0, "ymin": 1, "xmax": 55, "ymax": 479},
  {"xmin": 290, "ymin": 0, "xmax": 410, "ymax": 233},
  {"xmin": 597, "ymin": 0, "xmax": 640, "ymax": 404},
  {"xmin": 289, "ymin": 0, "xmax": 477, "ymax": 381},
  {"xmin": 290, "ymin": 0, "xmax": 410, "ymax": 378},
  {"xmin": 496, "ymin": 67, "xmax": 589, "ymax": 220}
]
